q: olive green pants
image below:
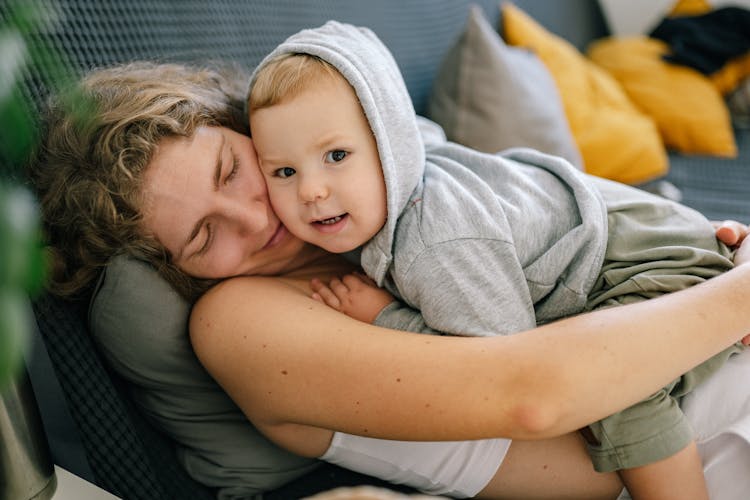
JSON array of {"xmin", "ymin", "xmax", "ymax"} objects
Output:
[{"xmin": 583, "ymin": 184, "xmax": 744, "ymax": 472}]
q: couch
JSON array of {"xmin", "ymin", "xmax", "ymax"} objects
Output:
[{"xmin": 4, "ymin": 0, "xmax": 749, "ymax": 498}]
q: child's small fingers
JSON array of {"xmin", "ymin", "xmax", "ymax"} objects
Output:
[
  {"xmin": 342, "ymin": 273, "xmax": 365, "ymax": 288},
  {"xmin": 329, "ymin": 278, "xmax": 349, "ymax": 295},
  {"xmin": 352, "ymin": 271, "xmax": 376, "ymax": 286},
  {"xmin": 310, "ymin": 278, "xmax": 325, "ymax": 292},
  {"xmin": 314, "ymin": 285, "xmax": 342, "ymax": 309}
]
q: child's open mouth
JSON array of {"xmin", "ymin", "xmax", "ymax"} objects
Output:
[
  {"xmin": 317, "ymin": 214, "xmax": 345, "ymax": 225},
  {"xmin": 312, "ymin": 213, "xmax": 349, "ymax": 233}
]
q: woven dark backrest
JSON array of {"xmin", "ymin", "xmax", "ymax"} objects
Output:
[
  {"xmin": 664, "ymin": 128, "xmax": 750, "ymax": 223},
  {"xmin": 31, "ymin": 293, "xmax": 214, "ymax": 499},
  {"xmin": 4, "ymin": 0, "xmax": 502, "ymax": 144}
]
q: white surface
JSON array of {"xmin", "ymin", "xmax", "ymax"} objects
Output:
[
  {"xmin": 597, "ymin": 0, "xmax": 673, "ymax": 35},
  {"xmin": 598, "ymin": 0, "xmax": 750, "ymax": 36},
  {"xmin": 52, "ymin": 465, "xmax": 121, "ymax": 499},
  {"xmin": 682, "ymin": 348, "xmax": 750, "ymax": 500}
]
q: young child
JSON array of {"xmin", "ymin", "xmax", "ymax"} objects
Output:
[{"xmin": 247, "ymin": 21, "xmax": 743, "ymax": 500}]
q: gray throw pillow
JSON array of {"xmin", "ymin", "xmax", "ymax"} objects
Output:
[
  {"xmin": 88, "ymin": 254, "xmax": 319, "ymax": 497},
  {"xmin": 428, "ymin": 5, "xmax": 584, "ymax": 169}
]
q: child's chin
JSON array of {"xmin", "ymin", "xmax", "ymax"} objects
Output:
[{"xmin": 320, "ymin": 240, "xmax": 358, "ymax": 254}]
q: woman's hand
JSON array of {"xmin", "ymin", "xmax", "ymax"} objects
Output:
[
  {"xmin": 713, "ymin": 220, "xmax": 748, "ymax": 248},
  {"xmin": 713, "ymin": 221, "xmax": 750, "ymax": 344},
  {"xmin": 311, "ymin": 272, "xmax": 395, "ymax": 324},
  {"xmin": 714, "ymin": 220, "xmax": 750, "ymax": 267}
]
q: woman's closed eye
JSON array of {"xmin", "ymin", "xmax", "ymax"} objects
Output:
[
  {"xmin": 325, "ymin": 149, "xmax": 347, "ymax": 163},
  {"xmin": 224, "ymin": 154, "xmax": 240, "ymax": 184},
  {"xmin": 197, "ymin": 222, "xmax": 213, "ymax": 256},
  {"xmin": 274, "ymin": 166, "xmax": 297, "ymax": 178}
]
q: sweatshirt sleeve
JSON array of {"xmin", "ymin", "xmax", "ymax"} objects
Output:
[
  {"xmin": 372, "ymin": 301, "xmax": 441, "ymax": 335},
  {"xmin": 396, "ymin": 238, "xmax": 538, "ymax": 337}
]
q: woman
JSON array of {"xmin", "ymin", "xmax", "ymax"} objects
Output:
[{"xmin": 31, "ymin": 61, "xmax": 750, "ymax": 499}]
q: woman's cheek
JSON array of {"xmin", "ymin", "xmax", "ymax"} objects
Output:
[{"xmin": 210, "ymin": 239, "xmax": 246, "ymax": 278}]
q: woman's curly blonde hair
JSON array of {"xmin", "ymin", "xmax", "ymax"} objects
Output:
[{"xmin": 29, "ymin": 61, "xmax": 250, "ymax": 301}]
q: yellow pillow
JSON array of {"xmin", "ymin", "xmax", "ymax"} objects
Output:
[
  {"xmin": 669, "ymin": 0, "xmax": 712, "ymax": 16},
  {"xmin": 588, "ymin": 36, "xmax": 737, "ymax": 158},
  {"xmin": 501, "ymin": 2, "xmax": 668, "ymax": 184},
  {"xmin": 711, "ymin": 52, "xmax": 750, "ymax": 95}
]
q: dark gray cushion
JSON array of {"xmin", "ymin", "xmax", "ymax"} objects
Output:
[
  {"xmin": 428, "ymin": 5, "xmax": 583, "ymax": 168},
  {"xmin": 88, "ymin": 255, "xmax": 320, "ymax": 498}
]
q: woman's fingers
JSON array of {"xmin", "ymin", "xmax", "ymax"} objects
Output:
[
  {"xmin": 712, "ymin": 220, "xmax": 748, "ymax": 247},
  {"xmin": 733, "ymin": 233, "xmax": 750, "ymax": 267}
]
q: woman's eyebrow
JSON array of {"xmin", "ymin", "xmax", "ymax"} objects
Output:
[
  {"xmin": 179, "ymin": 134, "xmax": 226, "ymax": 260},
  {"xmin": 212, "ymin": 134, "xmax": 226, "ymax": 191}
]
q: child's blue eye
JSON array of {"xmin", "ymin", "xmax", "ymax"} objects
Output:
[
  {"xmin": 275, "ymin": 166, "xmax": 296, "ymax": 178},
  {"xmin": 326, "ymin": 150, "xmax": 347, "ymax": 163}
]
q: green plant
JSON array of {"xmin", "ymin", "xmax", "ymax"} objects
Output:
[
  {"xmin": 0, "ymin": 1, "xmax": 72, "ymax": 385},
  {"xmin": 0, "ymin": 184, "xmax": 44, "ymax": 384}
]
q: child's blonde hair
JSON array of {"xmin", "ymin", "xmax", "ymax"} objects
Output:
[{"xmin": 248, "ymin": 53, "xmax": 341, "ymax": 112}]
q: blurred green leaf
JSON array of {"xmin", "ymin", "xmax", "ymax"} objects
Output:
[
  {"xmin": 0, "ymin": 1, "xmax": 60, "ymax": 386},
  {"xmin": 0, "ymin": 89, "xmax": 37, "ymax": 166},
  {"xmin": 0, "ymin": 185, "xmax": 44, "ymax": 291},
  {"xmin": 0, "ymin": 289, "xmax": 30, "ymax": 384}
]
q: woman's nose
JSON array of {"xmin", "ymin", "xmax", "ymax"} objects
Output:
[
  {"xmin": 298, "ymin": 173, "xmax": 329, "ymax": 203},
  {"xmin": 224, "ymin": 197, "xmax": 269, "ymax": 236}
]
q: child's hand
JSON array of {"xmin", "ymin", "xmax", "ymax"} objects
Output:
[{"xmin": 310, "ymin": 272, "xmax": 395, "ymax": 324}]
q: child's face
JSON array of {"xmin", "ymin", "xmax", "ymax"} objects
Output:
[{"xmin": 251, "ymin": 74, "xmax": 387, "ymax": 254}]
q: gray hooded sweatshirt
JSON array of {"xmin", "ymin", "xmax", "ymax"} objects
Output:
[{"xmin": 250, "ymin": 21, "xmax": 732, "ymax": 339}]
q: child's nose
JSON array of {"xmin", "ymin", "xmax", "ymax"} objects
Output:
[{"xmin": 299, "ymin": 174, "xmax": 329, "ymax": 202}]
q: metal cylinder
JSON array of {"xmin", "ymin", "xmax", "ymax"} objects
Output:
[{"xmin": 0, "ymin": 367, "xmax": 56, "ymax": 500}]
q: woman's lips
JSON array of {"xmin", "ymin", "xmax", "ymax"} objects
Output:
[{"xmin": 263, "ymin": 223, "xmax": 288, "ymax": 249}]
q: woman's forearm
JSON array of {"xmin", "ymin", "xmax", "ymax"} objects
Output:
[
  {"xmin": 510, "ymin": 263, "xmax": 750, "ymax": 437},
  {"xmin": 191, "ymin": 265, "xmax": 750, "ymax": 442}
]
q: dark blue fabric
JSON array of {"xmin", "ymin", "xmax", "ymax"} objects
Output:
[{"xmin": 650, "ymin": 7, "xmax": 750, "ymax": 75}]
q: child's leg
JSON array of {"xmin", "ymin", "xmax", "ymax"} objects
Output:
[
  {"xmin": 583, "ymin": 383, "xmax": 705, "ymax": 500},
  {"xmin": 619, "ymin": 440, "xmax": 708, "ymax": 500},
  {"xmin": 479, "ymin": 432, "xmax": 623, "ymax": 499}
]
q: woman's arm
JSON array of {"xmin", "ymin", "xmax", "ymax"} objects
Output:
[{"xmin": 190, "ymin": 262, "xmax": 750, "ymax": 444}]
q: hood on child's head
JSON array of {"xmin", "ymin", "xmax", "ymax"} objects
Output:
[{"xmin": 249, "ymin": 21, "xmax": 425, "ymax": 266}]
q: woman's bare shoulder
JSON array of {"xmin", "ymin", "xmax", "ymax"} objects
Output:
[
  {"xmin": 199, "ymin": 275, "xmax": 304, "ymax": 303},
  {"xmin": 190, "ymin": 276, "xmax": 304, "ymax": 343}
]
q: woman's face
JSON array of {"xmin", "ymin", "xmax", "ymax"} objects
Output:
[{"xmin": 141, "ymin": 126, "xmax": 309, "ymax": 279}]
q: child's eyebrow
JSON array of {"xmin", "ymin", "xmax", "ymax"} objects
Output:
[{"xmin": 315, "ymin": 132, "xmax": 348, "ymax": 150}]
